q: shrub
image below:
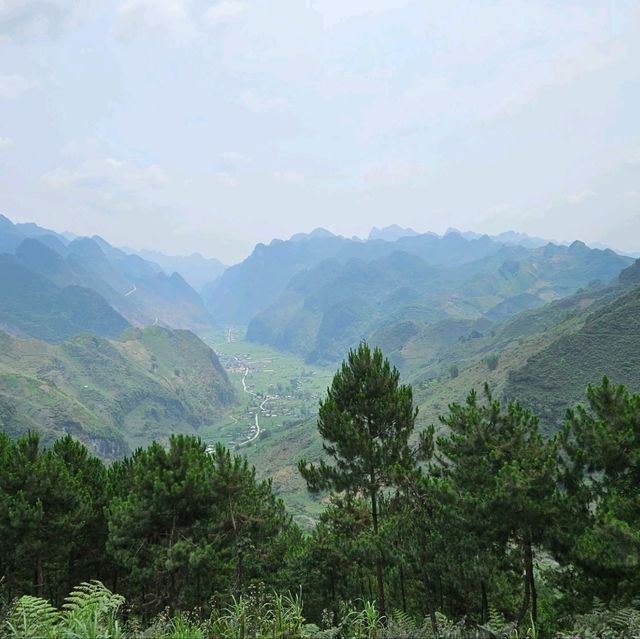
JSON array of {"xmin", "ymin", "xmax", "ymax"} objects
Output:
[{"xmin": 484, "ymin": 353, "xmax": 499, "ymax": 371}]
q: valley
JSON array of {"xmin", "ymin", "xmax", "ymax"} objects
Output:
[
  {"xmin": 3, "ymin": 9, "xmax": 640, "ymax": 632},
  {"xmin": 2, "ymin": 211, "xmax": 639, "ymax": 525},
  {"xmin": 201, "ymin": 327, "xmax": 333, "ymax": 523}
]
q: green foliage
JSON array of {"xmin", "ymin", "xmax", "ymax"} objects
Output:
[
  {"xmin": 0, "ymin": 325, "xmax": 234, "ymax": 456},
  {"xmin": 343, "ymin": 600, "xmax": 384, "ymax": 639},
  {"xmin": 0, "ymin": 432, "xmax": 110, "ymax": 606},
  {"xmin": 299, "ymin": 342, "xmax": 427, "ymax": 616},
  {"xmin": 558, "ymin": 598, "xmax": 640, "ymax": 638},
  {"xmin": 506, "ymin": 284, "xmax": 640, "ymax": 430},
  {"xmin": 3, "ymin": 341, "xmax": 640, "ymax": 636},
  {"xmin": 484, "ymin": 353, "xmax": 499, "ymax": 371},
  {"xmin": 5, "ymin": 595, "xmax": 60, "ymax": 639},
  {"xmin": 61, "ymin": 580, "xmax": 125, "ymax": 639},
  {"xmin": 107, "ymin": 435, "xmax": 290, "ymax": 614},
  {"xmin": 4, "ymin": 581, "xmax": 124, "ymax": 639},
  {"xmin": 559, "ymin": 376, "xmax": 640, "ymax": 602},
  {"xmin": 434, "ymin": 385, "xmax": 561, "ymax": 625}
]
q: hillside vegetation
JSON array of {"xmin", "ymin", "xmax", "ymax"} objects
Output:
[
  {"xmin": 0, "ymin": 326, "xmax": 234, "ymax": 456},
  {"xmin": 2, "ymin": 370, "xmax": 640, "ymax": 638},
  {"xmin": 218, "ymin": 262, "xmax": 640, "ymax": 515},
  {"xmin": 247, "ymin": 238, "xmax": 630, "ymax": 365},
  {"xmin": 505, "ymin": 281, "xmax": 640, "ymax": 429},
  {"xmin": 0, "ymin": 255, "xmax": 130, "ymax": 342}
]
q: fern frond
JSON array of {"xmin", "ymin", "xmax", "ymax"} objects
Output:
[
  {"xmin": 5, "ymin": 595, "xmax": 60, "ymax": 639},
  {"xmin": 62, "ymin": 579, "xmax": 124, "ymax": 617},
  {"xmin": 62, "ymin": 580, "xmax": 125, "ymax": 639}
]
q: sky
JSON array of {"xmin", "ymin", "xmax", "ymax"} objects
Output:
[{"xmin": 1, "ymin": 0, "xmax": 639, "ymax": 264}]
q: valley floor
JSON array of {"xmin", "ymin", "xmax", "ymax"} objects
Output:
[{"xmin": 200, "ymin": 327, "xmax": 333, "ymax": 524}]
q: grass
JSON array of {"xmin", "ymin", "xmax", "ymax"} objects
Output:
[
  {"xmin": 200, "ymin": 327, "xmax": 333, "ymax": 524},
  {"xmin": 0, "ymin": 327, "xmax": 234, "ymax": 457}
]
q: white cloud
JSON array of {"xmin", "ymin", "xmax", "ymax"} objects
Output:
[
  {"xmin": 566, "ymin": 190, "xmax": 596, "ymax": 204},
  {"xmin": 215, "ymin": 171, "xmax": 239, "ymax": 186},
  {"xmin": 203, "ymin": 0, "xmax": 247, "ymax": 26},
  {"xmin": 311, "ymin": 0, "xmax": 411, "ymax": 27},
  {"xmin": 0, "ymin": 74, "xmax": 37, "ymax": 99},
  {"xmin": 214, "ymin": 151, "xmax": 248, "ymax": 186},
  {"xmin": 116, "ymin": 0, "xmax": 196, "ymax": 41},
  {"xmin": 42, "ymin": 156, "xmax": 170, "ymax": 194},
  {"xmin": 361, "ymin": 162, "xmax": 428, "ymax": 186},
  {"xmin": 219, "ymin": 151, "xmax": 249, "ymax": 164},
  {"xmin": 0, "ymin": 0, "xmax": 96, "ymax": 41},
  {"xmin": 0, "ymin": 136, "xmax": 15, "ymax": 150},
  {"xmin": 273, "ymin": 170, "xmax": 304, "ymax": 184}
]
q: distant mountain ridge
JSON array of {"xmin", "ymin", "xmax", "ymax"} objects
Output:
[
  {"xmin": 205, "ymin": 230, "xmax": 510, "ymax": 324},
  {"xmin": 205, "ymin": 227, "xmax": 582, "ymax": 326},
  {"xmin": 0, "ymin": 214, "xmax": 216, "ymax": 338},
  {"xmin": 129, "ymin": 248, "xmax": 227, "ymax": 294},
  {"xmin": 368, "ymin": 225, "xmax": 419, "ymax": 241},
  {"xmin": 246, "ymin": 238, "xmax": 631, "ymax": 365},
  {"xmin": 0, "ymin": 253, "xmax": 130, "ymax": 342}
]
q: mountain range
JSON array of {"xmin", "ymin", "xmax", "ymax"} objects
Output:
[
  {"xmin": 238, "ymin": 258, "xmax": 640, "ymax": 511},
  {"xmin": 0, "ymin": 214, "xmax": 215, "ymax": 338},
  {"xmin": 243, "ymin": 235, "xmax": 630, "ymax": 365},
  {"xmin": 1, "ymin": 212, "xmax": 639, "ymax": 509}
]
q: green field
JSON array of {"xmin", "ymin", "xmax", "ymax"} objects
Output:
[{"xmin": 201, "ymin": 328, "xmax": 334, "ymax": 525}]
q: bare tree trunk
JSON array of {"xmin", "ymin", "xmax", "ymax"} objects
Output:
[
  {"xmin": 528, "ymin": 542, "xmax": 537, "ymax": 624},
  {"xmin": 481, "ymin": 580, "xmax": 489, "ymax": 624},
  {"xmin": 35, "ymin": 556, "xmax": 44, "ymax": 598},
  {"xmin": 517, "ymin": 539, "xmax": 535, "ymax": 626},
  {"xmin": 370, "ymin": 486, "xmax": 386, "ymax": 618},
  {"xmin": 420, "ymin": 567, "xmax": 438, "ymax": 635},
  {"xmin": 399, "ymin": 564, "xmax": 407, "ymax": 613}
]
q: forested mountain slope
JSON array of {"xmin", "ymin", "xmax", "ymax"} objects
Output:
[
  {"xmin": 0, "ymin": 215, "xmax": 215, "ymax": 332},
  {"xmin": 0, "ymin": 254, "xmax": 130, "ymax": 341},
  {"xmin": 205, "ymin": 229, "xmax": 514, "ymax": 324},
  {"xmin": 505, "ymin": 268, "xmax": 640, "ymax": 428},
  {"xmin": 204, "ymin": 230, "xmax": 352, "ymax": 323},
  {"xmin": 239, "ymin": 262, "xmax": 640, "ymax": 513},
  {"xmin": 0, "ymin": 326, "xmax": 234, "ymax": 457},
  {"xmin": 133, "ymin": 248, "xmax": 227, "ymax": 293},
  {"xmin": 397, "ymin": 261, "xmax": 640, "ymax": 435},
  {"xmin": 247, "ymin": 240, "xmax": 630, "ymax": 365}
]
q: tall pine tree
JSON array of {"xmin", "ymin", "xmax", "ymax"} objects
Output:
[{"xmin": 298, "ymin": 341, "xmax": 423, "ymax": 617}]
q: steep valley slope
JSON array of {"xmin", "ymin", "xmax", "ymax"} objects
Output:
[
  {"xmin": 0, "ymin": 326, "xmax": 234, "ymax": 457},
  {"xmin": 247, "ymin": 239, "xmax": 631, "ymax": 366}
]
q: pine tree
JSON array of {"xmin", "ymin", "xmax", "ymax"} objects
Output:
[
  {"xmin": 106, "ymin": 435, "xmax": 290, "ymax": 614},
  {"xmin": 562, "ymin": 376, "xmax": 640, "ymax": 601},
  {"xmin": 436, "ymin": 385, "xmax": 560, "ymax": 625},
  {"xmin": 298, "ymin": 341, "xmax": 422, "ymax": 618},
  {"xmin": 0, "ymin": 432, "xmax": 103, "ymax": 604}
]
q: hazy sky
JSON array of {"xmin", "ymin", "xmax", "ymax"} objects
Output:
[{"xmin": 1, "ymin": 1, "xmax": 639, "ymax": 263}]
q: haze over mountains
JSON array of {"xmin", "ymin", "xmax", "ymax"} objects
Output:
[
  {"xmin": 0, "ymin": 214, "xmax": 215, "ymax": 336},
  {"xmin": 206, "ymin": 226, "xmax": 630, "ymax": 365},
  {"xmin": 1, "ymin": 211, "xmax": 639, "ymax": 483}
]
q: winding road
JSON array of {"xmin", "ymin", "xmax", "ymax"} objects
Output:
[{"xmin": 237, "ymin": 366, "xmax": 273, "ymax": 447}]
